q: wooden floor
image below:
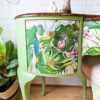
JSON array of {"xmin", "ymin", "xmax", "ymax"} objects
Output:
[{"xmin": 19, "ymin": 85, "xmax": 93, "ymax": 100}]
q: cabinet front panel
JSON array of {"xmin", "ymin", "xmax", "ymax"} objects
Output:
[{"xmin": 25, "ymin": 18, "xmax": 81, "ymax": 75}]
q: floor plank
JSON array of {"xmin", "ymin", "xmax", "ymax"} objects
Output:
[{"xmin": 19, "ymin": 85, "xmax": 92, "ymax": 100}]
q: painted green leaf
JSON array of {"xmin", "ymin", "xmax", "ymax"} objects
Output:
[
  {"xmin": 66, "ymin": 24, "xmax": 79, "ymax": 39},
  {"xmin": 65, "ymin": 38, "xmax": 74, "ymax": 52},
  {"xmin": 55, "ymin": 24, "xmax": 66, "ymax": 36},
  {"xmin": 66, "ymin": 24, "xmax": 73, "ymax": 37},
  {"xmin": 39, "ymin": 37, "xmax": 53, "ymax": 47},
  {"xmin": 26, "ymin": 25, "xmax": 37, "ymax": 47},
  {"xmin": 71, "ymin": 30, "xmax": 79, "ymax": 39},
  {"xmin": 84, "ymin": 21, "xmax": 100, "ymax": 29},
  {"xmin": 37, "ymin": 25, "xmax": 44, "ymax": 35},
  {"xmin": 36, "ymin": 51, "xmax": 46, "ymax": 73},
  {"xmin": 83, "ymin": 47, "xmax": 100, "ymax": 56},
  {"xmin": 53, "ymin": 39, "xmax": 59, "ymax": 47},
  {"xmin": 72, "ymin": 23, "xmax": 79, "ymax": 31},
  {"xmin": 66, "ymin": 24, "xmax": 73, "ymax": 32},
  {"xmin": 36, "ymin": 46, "xmax": 73, "ymax": 74}
]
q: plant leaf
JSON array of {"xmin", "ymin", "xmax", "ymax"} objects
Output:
[
  {"xmin": 12, "ymin": 48, "xmax": 17, "ymax": 59},
  {"xmin": 0, "ymin": 70, "xmax": 2, "ymax": 74},
  {"xmin": 5, "ymin": 40, "xmax": 14, "ymax": 61},
  {"xmin": 0, "ymin": 39, "xmax": 6, "ymax": 66},
  {"xmin": 0, "ymin": 27, "xmax": 3, "ymax": 35},
  {"xmin": 0, "ymin": 77, "xmax": 8, "ymax": 86},
  {"xmin": 5, "ymin": 69, "xmax": 16, "ymax": 77},
  {"xmin": 7, "ymin": 59, "xmax": 18, "ymax": 69}
]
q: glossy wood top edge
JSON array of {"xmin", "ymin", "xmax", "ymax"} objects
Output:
[
  {"xmin": 15, "ymin": 13, "xmax": 73, "ymax": 19},
  {"xmin": 15, "ymin": 13, "xmax": 100, "ymax": 21}
]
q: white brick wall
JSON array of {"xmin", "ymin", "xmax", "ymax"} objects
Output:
[{"xmin": 0, "ymin": 0, "xmax": 90, "ymax": 86}]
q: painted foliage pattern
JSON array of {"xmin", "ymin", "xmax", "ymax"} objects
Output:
[
  {"xmin": 26, "ymin": 20, "xmax": 80, "ymax": 74},
  {"xmin": 83, "ymin": 21, "xmax": 100, "ymax": 55},
  {"xmin": 83, "ymin": 22, "xmax": 100, "ymax": 88}
]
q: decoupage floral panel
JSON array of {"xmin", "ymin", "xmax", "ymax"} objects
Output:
[
  {"xmin": 83, "ymin": 21, "xmax": 100, "ymax": 56},
  {"xmin": 25, "ymin": 19, "xmax": 80, "ymax": 74}
]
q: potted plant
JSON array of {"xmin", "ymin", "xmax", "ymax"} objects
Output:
[{"xmin": 0, "ymin": 26, "xmax": 20, "ymax": 100}]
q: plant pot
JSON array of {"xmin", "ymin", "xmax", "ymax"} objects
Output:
[
  {"xmin": 0, "ymin": 79, "xmax": 20, "ymax": 100},
  {"xmin": 9, "ymin": 87, "xmax": 20, "ymax": 100}
]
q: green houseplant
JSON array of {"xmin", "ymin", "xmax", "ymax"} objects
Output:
[{"xmin": 0, "ymin": 27, "xmax": 19, "ymax": 100}]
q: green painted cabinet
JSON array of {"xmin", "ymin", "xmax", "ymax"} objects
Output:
[
  {"xmin": 82, "ymin": 20, "xmax": 100, "ymax": 100},
  {"xmin": 15, "ymin": 13, "xmax": 86, "ymax": 100}
]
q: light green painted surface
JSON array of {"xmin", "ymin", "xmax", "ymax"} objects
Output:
[
  {"xmin": 16, "ymin": 19, "xmax": 28, "ymax": 71},
  {"xmin": 83, "ymin": 21, "xmax": 100, "ymax": 100},
  {"xmin": 16, "ymin": 15, "xmax": 83, "ymax": 21},
  {"xmin": 16, "ymin": 15, "xmax": 83, "ymax": 75},
  {"xmin": 15, "ymin": 15, "xmax": 86, "ymax": 100},
  {"xmin": 78, "ymin": 19, "xmax": 83, "ymax": 73},
  {"xmin": 91, "ymin": 83, "xmax": 100, "ymax": 100}
]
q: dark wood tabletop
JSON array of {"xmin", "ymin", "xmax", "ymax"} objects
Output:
[{"xmin": 15, "ymin": 13, "xmax": 100, "ymax": 21}]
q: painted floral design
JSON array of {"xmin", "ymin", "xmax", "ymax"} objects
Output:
[
  {"xmin": 57, "ymin": 40, "xmax": 65, "ymax": 49},
  {"xmin": 83, "ymin": 21, "xmax": 100, "ymax": 55},
  {"xmin": 26, "ymin": 20, "xmax": 80, "ymax": 74}
]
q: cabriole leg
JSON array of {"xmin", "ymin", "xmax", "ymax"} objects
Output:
[
  {"xmin": 91, "ymin": 83, "xmax": 100, "ymax": 100},
  {"xmin": 81, "ymin": 75, "xmax": 87, "ymax": 100},
  {"xmin": 17, "ymin": 68, "xmax": 36, "ymax": 100},
  {"xmin": 41, "ymin": 76, "xmax": 46, "ymax": 96}
]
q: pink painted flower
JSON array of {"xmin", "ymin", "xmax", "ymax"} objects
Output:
[{"xmin": 57, "ymin": 40, "xmax": 65, "ymax": 48}]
